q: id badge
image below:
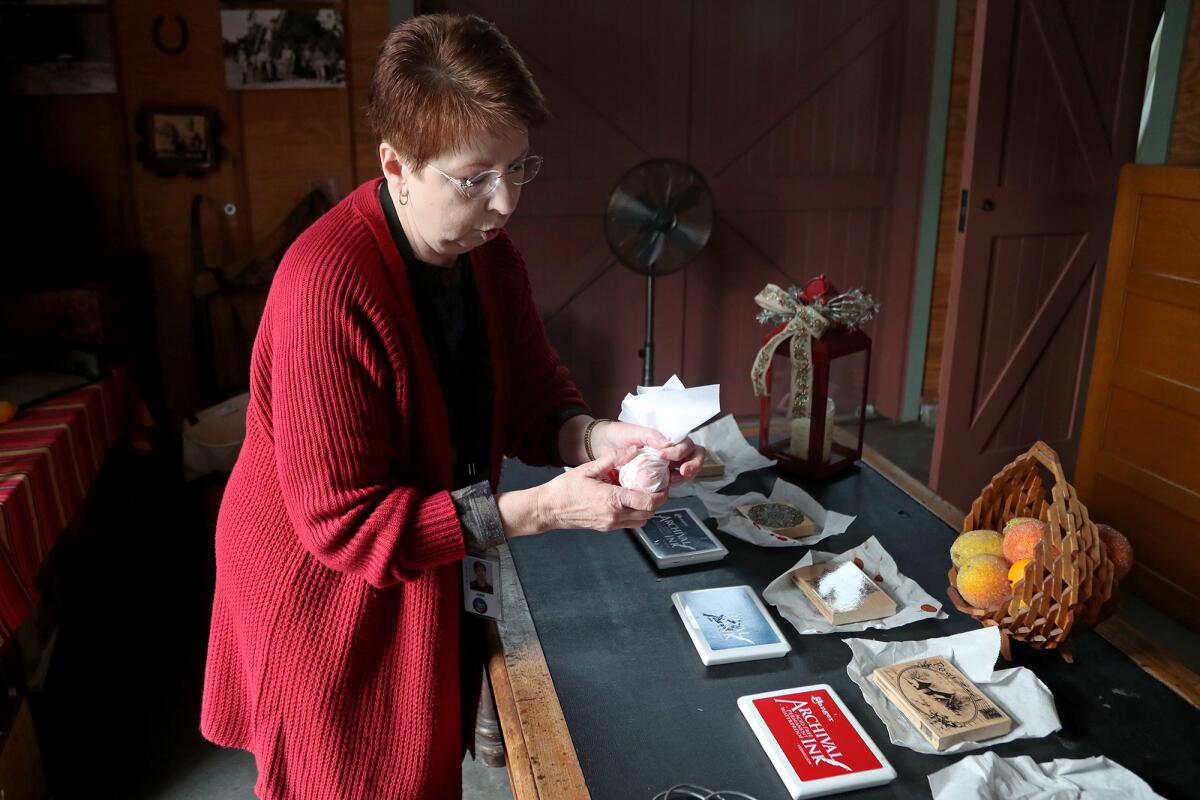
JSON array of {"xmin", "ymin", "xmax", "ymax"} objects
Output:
[{"xmin": 463, "ymin": 554, "xmax": 502, "ymax": 620}]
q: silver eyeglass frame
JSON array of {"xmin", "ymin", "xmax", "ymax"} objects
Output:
[{"xmin": 427, "ymin": 154, "xmax": 543, "ymax": 200}]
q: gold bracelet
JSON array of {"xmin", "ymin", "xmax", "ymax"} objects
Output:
[{"xmin": 583, "ymin": 418, "xmax": 609, "ymax": 462}]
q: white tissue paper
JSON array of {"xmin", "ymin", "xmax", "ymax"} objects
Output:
[
  {"xmin": 669, "ymin": 414, "xmax": 776, "ymax": 497},
  {"xmin": 762, "ymin": 536, "xmax": 948, "ymax": 634},
  {"xmin": 700, "ymin": 477, "xmax": 855, "ymax": 548},
  {"xmin": 616, "ymin": 375, "xmax": 721, "ymax": 493},
  {"xmin": 843, "ymin": 627, "xmax": 1061, "ymax": 755},
  {"xmin": 928, "ymin": 752, "xmax": 1164, "ymax": 799}
]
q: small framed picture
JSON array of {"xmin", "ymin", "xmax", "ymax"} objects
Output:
[
  {"xmin": 672, "ymin": 585, "xmax": 791, "ymax": 665},
  {"xmin": 631, "ymin": 507, "xmax": 727, "ymax": 569},
  {"xmin": 135, "ymin": 107, "xmax": 221, "ymax": 176}
]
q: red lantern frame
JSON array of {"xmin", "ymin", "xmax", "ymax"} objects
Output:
[{"xmin": 756, "ymin": 323, "xmax": 871, "ymax": 478}]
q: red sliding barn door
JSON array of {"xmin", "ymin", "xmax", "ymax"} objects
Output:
[
  {"xmin": 423, "ymin": 1, "xmax": 935, "ymax": 418},
  {"xmin": 931, "ymin": 0, "xmax": 1160, "ymax": 510}
]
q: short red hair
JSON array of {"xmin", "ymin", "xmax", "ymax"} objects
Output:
[{"xmin": 367, "ymin": 14, "xmax": 548, "ymax": 170}]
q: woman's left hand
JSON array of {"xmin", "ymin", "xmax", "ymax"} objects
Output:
[{"xmin": 593, "ymin": 421, "xmax": 705, "ymax": 487}]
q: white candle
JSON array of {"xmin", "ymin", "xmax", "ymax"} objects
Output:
[{"xmin": 789, "ymin": 397, "xmax": 836, "ymax": 462}]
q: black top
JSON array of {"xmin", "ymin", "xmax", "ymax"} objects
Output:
[
  {"xmin": 378, "ymin": 182, "xmax": 493, "ymax": 490},
  {"xmin": 501, "ymin": 460, "xmax": 1200, "ymax": 799}
]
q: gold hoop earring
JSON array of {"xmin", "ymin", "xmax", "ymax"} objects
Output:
[{"xmin": 397, "ymin": 191, "xmax": 409, "ymax": 206}]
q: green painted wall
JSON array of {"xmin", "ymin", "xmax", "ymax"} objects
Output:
[
  {"xmin": 902, "ymin": 0, "xmax": 957, "ymax": 421},
  {"xmin": 1137, "ymin": 0, "xmax": 1192, "ymax": 164}
]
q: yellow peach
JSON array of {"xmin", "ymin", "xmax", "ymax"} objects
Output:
[
  {"xmin": 956, "ymin": 554, "xmax": 1013, "ymax": 611},
  {"xmin": 951, "ymin": 529, "xmax": 1003, "ymax": 568}
]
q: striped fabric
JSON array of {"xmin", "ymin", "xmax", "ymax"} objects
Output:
[{"xmin": 0, "ymin": 367, "xmax": 149, "ymax": 647}]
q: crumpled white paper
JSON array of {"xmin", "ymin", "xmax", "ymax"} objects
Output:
[
  {"xmin": 843, "ymin": 627, "xmax": 1061, "ymax": 755},
  {"xmin": 617, "ymin": 375, "xmax": 721, "ymax": 492},
  {"xmin": 762, "ymin": 536, "xmax": 948, "ymax": 634},
  {"xmin": 928, "ymin": 752, "xmax": 1164, "ymax": 799},
  {"xmin": 668, "ymin": 414, "xmax": 775, "ymax": 497},
  {"xmin": 699, "ymin": 477, "xmax": 855, "ymax": 548}
]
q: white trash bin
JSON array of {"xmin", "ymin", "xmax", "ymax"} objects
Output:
[{"xmin": 182, "ymin": 393, "xmax": 249, "ymax": 479}]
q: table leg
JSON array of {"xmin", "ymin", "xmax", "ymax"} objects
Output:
[{"xmin": 475, "ymin": 667, "xmax": 506, "ymax": 767}]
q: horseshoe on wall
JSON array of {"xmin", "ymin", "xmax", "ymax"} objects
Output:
[{"xmin": 152, "ymin": 15, "xmax": 190, "ymax": 56}]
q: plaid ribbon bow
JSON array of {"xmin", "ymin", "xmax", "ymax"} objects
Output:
[{"xmin": 750, "ymin": 283, "xmax": 830, "ymax": 419}]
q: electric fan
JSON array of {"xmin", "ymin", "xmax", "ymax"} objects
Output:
[{"xmin": 604, "ymin": 158, "xmax": 714, "ymax": 385}]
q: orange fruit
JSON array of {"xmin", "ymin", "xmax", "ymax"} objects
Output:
[
  {"xmin": 1008, "ymin": 558, "xmax": 1031, "ymax": 586},
  {"xmin": 0, "ymin": 401, "xmax": 17, "ymax": 425},
  {"xmin": 1097, "ymin": 524, "xmax": 1134, "ymax": 582},
  {"xmin": 1002, "ymin": 517, "xmax": 1047, "ymax": 563}
]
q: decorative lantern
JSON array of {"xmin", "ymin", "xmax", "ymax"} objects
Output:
[{"xmin": 750, "ymin": 276, "xmax": 877, "ymax": 479}]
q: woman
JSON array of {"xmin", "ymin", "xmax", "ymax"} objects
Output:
[{"xmin": 201, "ymin": 13, "xmax": 704, "ymax": 800}]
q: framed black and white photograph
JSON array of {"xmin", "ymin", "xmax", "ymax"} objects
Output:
[
  {"xmin": 1, "ymin": 6, "xmax": 116, "ymax": 95},
  {"xmin": 221, "ymin": 9, "xmax": 345, "ymax": 90},
  {"xmin": 672, "ymin": 585, "xmax": 791, "ymax": 665},
  {"xmin": 630, "ymin": 506, "xmax": 727, "ymax": 569},
  {"xmin": 135, "ymin": 106, "xmax": 221, "ymax": 177}
]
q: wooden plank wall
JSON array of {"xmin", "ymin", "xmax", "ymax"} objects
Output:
[
  {"xmin": 8, "ymin": 2, "xmax": 391, "ymax": 425},
  {"xmin": 925, "ymin": 2, "xmax": 1199, "ymax": 404},
  {"xmin": 4, "ymin": 94, "xmax": 138, "ymax": 257}
]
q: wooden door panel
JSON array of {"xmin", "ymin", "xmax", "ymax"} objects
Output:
[
  {"xmin": 1130, "ymin": 194, "xmax": 1200, "ymax": 278},
  {"xmin": 931, "ymin": 0, "xmax": 1158, "ymax": 510},
  {"xmin": 464, "ymin": 0, "xmax": 692, "ymax": 162},
  {"xmin": 427, "ymin": 0, "xmax": 933, "ymax": 417},
  {"xmin": 690, "ymin": 1, "xmax": 933, "ymax": 415},
  {"xmin": 999, "ymin": 2, "xmax": 1124, "ymax": 187},
  {"xmin": 1089, "ymin": 473, "xmax": 1200, "ymax": 596},
  {"xmin": 691, "ymin": 0, "xmax": 901, "ymax": 177},
  {"xmin": 1104, "ymin": 388, "xmax": 1200, "ymax": 494},
  {"xmin": 680, "ymin": 224, "xmax": 801, "ymax": 391},
  {"xmin": 968, "ymin": 233, "xmax": 1094, "ymax": 453},
  {"xmin": 1077, "ymin": 165, "xmax": 1200, "ymax": 625},
  {"xmin": 1116, "ymin": 296, "xmax": 1200, "ymax": 387},
  {"xmin": 543, "ymin": 268, "xmax": 687, "ymax": 416},
  {"xmin": 983, "ymin": 274, "xmax": 1093, "ymax": 452},
  {"xmin": 505, "ymin": 218, "xmax": 616, "ymax": 317}
]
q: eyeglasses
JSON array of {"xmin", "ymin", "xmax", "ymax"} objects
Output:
[{"xmin": 427, "ymin": 154, "xmax": 543, "ymax": 200}]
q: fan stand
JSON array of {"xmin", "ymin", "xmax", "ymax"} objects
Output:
[
  {"xmin": 605, "ymin": 158, "xmax": 713, "ymax": 387},
  {"xmin": 640, "ymin": 260, "xmax": 657, "ymax": 386},
  {"xmin": 638, "ymin": 205, "xmax": 680, "ymax": 385}
]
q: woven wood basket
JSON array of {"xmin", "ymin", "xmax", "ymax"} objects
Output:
[{"xmin": 946, "ymin": 441, "xmax": 1117, "ymax": 662}]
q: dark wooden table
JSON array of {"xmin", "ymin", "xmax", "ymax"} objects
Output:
[{"xmin": 485, "ymin": 448, "xmax": 1200, "ymax": 799}]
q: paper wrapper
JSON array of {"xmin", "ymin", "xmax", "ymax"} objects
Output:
[
  {"xmin": 843, "ymin": 627, "xmax": 1061, "ymax": 755},
  {"xmin": 618, "ymin": 374, "xmax": 720, "ymax": 444},
  {"xmin": 670, "ymin": 414, "xmax": 775, "ymax": 497},
  {"xmin": 700, "ymin": 478, "xmax": 855, "ymax": 548},
  {"xmin": 618, "ymin": 450, "xmax": 670, "ymax": 493},
  {"xmin": 928, "ymin": 752, "xmax": 1163, "ymax": 799},
  {"xmin": 762, "ymin": 536, "xmax": 948, "ymax": 633},
  {"xmin": 617, "ymin": 375, "xmax": 721, "ymax": 492}
]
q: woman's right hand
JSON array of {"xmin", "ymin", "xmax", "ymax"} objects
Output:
[{"xmin": 536, "ymin": 448, "xmax": 668, "ymax": 532}]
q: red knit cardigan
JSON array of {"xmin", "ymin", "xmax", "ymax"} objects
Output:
[{"xmin": 201, "ymin": 178, "xmax": 586, "ymax": 800}]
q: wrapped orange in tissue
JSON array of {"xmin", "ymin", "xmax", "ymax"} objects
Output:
[{"xmin": 617, "ymin": 375, "xmax": 720, "ymax": 492}]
